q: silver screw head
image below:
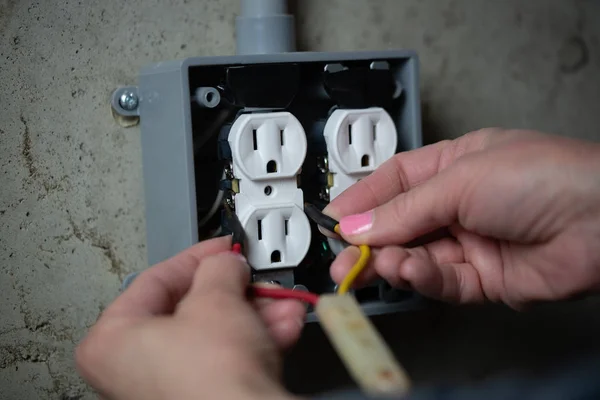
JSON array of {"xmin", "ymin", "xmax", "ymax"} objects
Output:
[
  {"xmin": 224, "ymin": 163, "xmax": 235, "ymax": 180},
  {"xmin": 225, "ymin": 194, "xmax": 235, "ymax": 209},
  {"xmin": 319, "ymin": 187, "xmax": 330, "ymax": 201},
  {"xmin": 119, "ymin": 91, "xmax": 139, "ymax": 111}
]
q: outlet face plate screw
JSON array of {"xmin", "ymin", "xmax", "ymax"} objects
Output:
[
  {"xmin": 316, "ymin": 156, "xmax": 329, "ymax": 173},
  {"xmin": 225, "ymin": 192, "xmax": 236, "ymax": 209},
  {"xmin": 319, "ymin": 187, "xmax": 330, "ymax": 202},
  {"xmin": 293, "ymin": 284, "xmax": 308, "ymax": 292},
  {"xmin": 225, "ymin": 163, "xmax": 235, "ymax": 180},
  {"xmin": 119, "ymin": 91, "xmax": 139, "ymax": 111}
]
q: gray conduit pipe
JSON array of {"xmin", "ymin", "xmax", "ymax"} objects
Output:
[{"xmin": 236, "ymin": 0, "xmax": 296, "ymax": 55}]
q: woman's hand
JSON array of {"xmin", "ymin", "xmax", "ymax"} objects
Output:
[
  {"xmin": 76, "ymin": 237, "xmax": 304, "ymax": 400},
  {"xmin": 326, "ymin": 129, "xmax": 600, "ymax": 308}
]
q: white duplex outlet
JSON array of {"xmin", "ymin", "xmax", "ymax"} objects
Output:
[
  {"xmin": 228, "ymin": 112, "xmax": 311, "ymax": 270},
  {"xmin": 323, "ymin": 107, "xmax": 398, "ymax": 200}
]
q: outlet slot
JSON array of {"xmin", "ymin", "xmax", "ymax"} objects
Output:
[
  {"xmin": 373, "ymin": 124, "xmax": 377, "ymax": 141},
  {"xmin": 361, "ymin": 155, "xmax": 370, "ymax": 167},
  {"xmin": 348, "ymin": 124, "xmax": 353, "ymax": 144},
  {"xmin": 266, "ymin": 160, "xmax": 277, "ymax": 173},
  {"xmin": 280, "ymin": 129, "xmax": 284, "ymax": 146},
  {"xmin": 252, "ymin": 129, "xmax": 258, "ymax": 150},
  {"xmin": 271, "ymin": 250, "xmax": 281, "ymax": 263},
  {"xmin": 257, "ymin": 219, "xmax": 263, "ymax": 240},
  {"xmin": 284, "ymin": 219, "xmax": 289, "ymax": 235}
]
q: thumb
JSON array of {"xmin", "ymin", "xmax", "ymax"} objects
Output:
[
  {"xmin": 184, "ymin": 252, "xmax": 251, "ymax": 301},
  {"xmin": 337, "ymin": 165, "xmax": 468, "ymax": 246}
]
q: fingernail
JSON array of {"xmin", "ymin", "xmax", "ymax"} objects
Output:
[{"xmin": 339, "ymin": 211, "xmax": 373, "ymax": 235}]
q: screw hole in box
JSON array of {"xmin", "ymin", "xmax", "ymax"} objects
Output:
[{"xmin": 264, "ymin": 186, "xmax": 273, "ymax": 196}]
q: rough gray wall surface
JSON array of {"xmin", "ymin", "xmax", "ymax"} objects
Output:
[{"xmin": 0, "ymin": 0, "xmax": 599, "ymax": 399}]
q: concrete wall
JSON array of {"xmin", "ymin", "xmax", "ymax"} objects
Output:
[{"xmin": 1, "ymin": 1, "xmax": 599, "ymax": 398}]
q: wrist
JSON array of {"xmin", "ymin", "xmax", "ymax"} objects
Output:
[
  {"xmin": 234, "ymin": 372, "xmax": 302, "ymax": 400},
  {"xmin": 170, "ymin": 367, "xmax": 300, "ymax": 400}
]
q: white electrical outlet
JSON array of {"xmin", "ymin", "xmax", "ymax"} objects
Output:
[
  {"xmin": 241, "ymin": 205, "xmax": 311, "ymax": 269},
  {"xmin": 324, "ymin": 107, "xmax": 398, "ymax": 200},
  {"xmin": 228, "ymin": 112, "xmax": 311, "ymax": 270},
  {"xmin": 324, "ymin": 108, "xmax": 398, "ymax": 256},
  {"xmin": 229, "ymin": 112, "xmax": 307, "ymax": 180}
]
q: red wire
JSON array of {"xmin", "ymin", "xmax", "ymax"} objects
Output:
[
  {"xmin": 230, "ymin": 245, "xmax": 318, "ymax": 305},
  {"xmin": 251, "ymin": 286, "xmax": 320, "ymax": 306}
]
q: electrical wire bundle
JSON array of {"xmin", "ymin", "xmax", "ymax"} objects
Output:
[
  {"xmin": 303, "ymin": 203, "xmax": 371, "ymax": 296},
  {"xmin": 227, "ymin": 202, "xmax": 371, "ymax": 305},
  {"xmin": 228, "ymin": 203, "xmax": 410, "ymax": 396}
]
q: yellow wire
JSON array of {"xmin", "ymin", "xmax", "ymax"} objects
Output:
[{"xmin": 334, "ymin": 224, "xmax": 371, "ymax": 295}]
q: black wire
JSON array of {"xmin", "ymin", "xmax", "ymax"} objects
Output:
[
  {"xmin": 225, "ymin": 204, "xmax": 246, "ymax": 251},
  {"xmin": 304, "ymin": 203, "xmax": 338, "ymax": 233}
]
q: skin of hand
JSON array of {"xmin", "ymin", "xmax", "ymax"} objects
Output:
[
  {"xmin": 325, "ymin": 128, "xmax": 600, "ymax": 309},
  {"xmin": 75, "ymin": 236, "xmax": 305, "ymax": 400}
]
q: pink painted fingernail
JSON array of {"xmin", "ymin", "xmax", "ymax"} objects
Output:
[{"xmin": 339, "ymin": 211, "xmax": 373, "ymax": 235}]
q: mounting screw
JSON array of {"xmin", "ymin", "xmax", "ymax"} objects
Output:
[
  {"xmin": 225, "ymin": 192, "xmax": 236, "ymax": 209},
  {"xmin": 319, "ymin": 187, "xmax": 330, "ymax": 202},
  {"xmin": 333, "ymin": 284, "xmax": 354, "ymax": 294},
  {"xmin": 119, "ymin": 91, "xmax": 139, "ymax": 111},
  {"xmin": 224, "ymin": 163, "xmax": 235, "ymax": 180},
  {"xmin": 316, "ymin": 156, "xmax": 329, "ymax": 173},
  {"xmin": 111, "ymin": 86, "xmax": 140, "ymax": 124}
]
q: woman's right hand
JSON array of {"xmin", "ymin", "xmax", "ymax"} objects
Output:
[{"xmin": 325, "ymin": 129, "xmax": 600, "ymax": 309}]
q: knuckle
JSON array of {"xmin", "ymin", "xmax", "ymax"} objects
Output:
[
  {"xmin": 361, "ymin": 179, "xmax": 381, "ymax": 206},
  {"xmin": 387, "ymin": 156, "xmax": 410, "ymax": 193},
  {"xmin": 75, "ymin": 325, "xmax": 110, "ymax": 375},
  {"xmin": 180, "ymin": 289, "xmax": 236, "ymax": 316},
  {"xmin": 74, "ymin": 336, "xmax": 94, "ymax": 370},
  {"xmin": 75, "ymin": 318, "xmax": 133, "ymax": 376},
  {"xmin": 422, "ymin": 245, "xmax": 438, "ymax": 265},
  {"xmin": 390, "ymin": 191, "xmax": 412, "ymax": 227}
]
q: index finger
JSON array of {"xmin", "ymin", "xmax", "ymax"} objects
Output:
[
  {"xmin": 323, "ymin": 140, "xmax": 449, "ymax": 220},
  {"xmin": 102, "ymin": 236, "xmax": 232, "ymax": 319},
  {"xmin": 323, "ymin": 129, "xmax": 497, "ymax": 220}
]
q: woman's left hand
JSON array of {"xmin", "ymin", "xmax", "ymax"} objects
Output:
[{"xmin": 75, "ymin": 236, "xmax": 305, "ymax": 400}]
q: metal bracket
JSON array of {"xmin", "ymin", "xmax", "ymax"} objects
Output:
[{"xmin": 252, "ymin": 268, "xmax": 295, "ymax": 288}]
